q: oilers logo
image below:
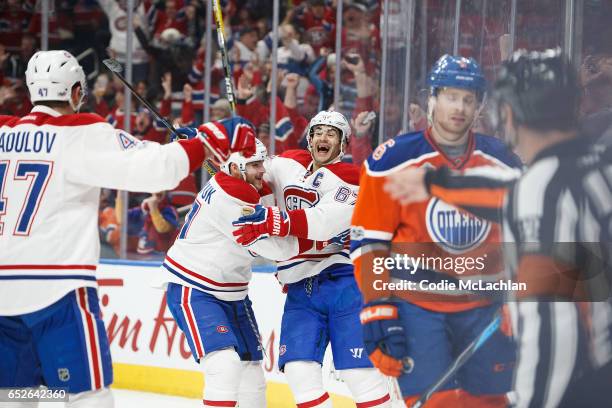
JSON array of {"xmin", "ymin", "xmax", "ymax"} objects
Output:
[
  {"xmin": 284, "ymin": 185, "xmax": 320, "ymax": 210},
  {"xmin": 426, "ymin": 198, "xmax": 490, "ymax": 254}
]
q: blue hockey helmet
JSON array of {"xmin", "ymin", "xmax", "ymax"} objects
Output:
[{"xmin": 427, "ymin": 55, "xmax": 486, "ymax": 98}]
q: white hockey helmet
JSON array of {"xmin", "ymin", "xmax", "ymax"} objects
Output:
[
  {"xmin": 220, "ymin": 138, "xmax": 268, "ymax": 178},
  {"xmin": 306, "ymin": 110, "xmax": 351, "ymax": 162},
  {"xmin": 25, "ymin": 50, "xmax": 87, "ymax": 111}
]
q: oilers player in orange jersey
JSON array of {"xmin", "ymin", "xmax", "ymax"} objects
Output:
[{"xmin": 350, "ymin": 55, "xmax": 522, "ymax": 407}]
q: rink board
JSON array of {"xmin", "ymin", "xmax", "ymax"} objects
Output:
[{"xmin": 97, "ymin": 260, "xmax": 355, "ymax": 407}]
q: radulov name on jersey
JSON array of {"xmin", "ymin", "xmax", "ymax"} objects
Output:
[
  {"xmin": 0, "ymin": 131, "xmax": 57, "ymax": 153},
  {"xmin": 426, "ymin": 198, "xmax": 491, "ymax": 254}
]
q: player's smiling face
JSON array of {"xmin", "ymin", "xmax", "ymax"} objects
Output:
[
  {"xmin": 311, "ymin": 125, "xmax": 342, "ymax": 165},
  {"xmin": 244, "ymin": 161, "xmax": 265, "ymax": 190},
  {"xmin": 432, "ymin": 87, "xmax": 479, "ymax": 143}
]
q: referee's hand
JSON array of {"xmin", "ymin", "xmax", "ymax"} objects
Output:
[{"xmin": 384, "ymin": 167, "xmax": 429, "ymax": 205}]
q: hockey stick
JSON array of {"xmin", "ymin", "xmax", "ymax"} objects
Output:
[
  {"xmin": 103, "ymin": 58, "xmax": 181, "ymax": 140},
  {"xmin": 410, "ymin": 312, "xmax": 502, "ymax": 408},
  {"xmin": 211, "ymin": 0, "xmax": 237, "ymax": 113},
  {"xmin": 103, "ymin": 58, "xmax": 218, "ymax": 176}
]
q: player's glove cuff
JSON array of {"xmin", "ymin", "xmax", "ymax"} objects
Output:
[
  {"xmin": 360, "ymin": 299, "xmax": 411, "ymax": 377},
  {"xmin": 173, "ymin": 126, "xmax": 198, "ymax": 141},
  {"xmin": 232, "ymin": 205, "xmax": 290, "ymax": 246}
]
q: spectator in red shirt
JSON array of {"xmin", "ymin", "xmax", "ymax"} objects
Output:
[
  {"xmin": 290, "ymin": 0, "xmax": 335, "ymax": 56},
  {"xmin": 235, "ymin": 67, "xmax": 306, "ymax": 153},
  {"xmin": 151, "ymin": 0, "xmax": 188, "ymax": 38},
  {"xmin": 87, "ymin": 73, "xmax": 113, "ymax": 118}
]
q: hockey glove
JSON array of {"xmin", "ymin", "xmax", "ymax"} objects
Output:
[
  {"xmin": 360, "ymin": 299, "xmax": 410, "ymax": 377},
  {"xmin": 198, "ymin": 117, "xmax": 256, "ymax": 163},
  {"xmin": 172, "ymin": 126, "xmax": 198, "ymax": 141},
  {"xmin": 319, "ymin": 229, "xmax": 351, "ymax": 250},
  {"xmin": 232, "ymin": 205, "xmax": 290, "ymax": 246}
]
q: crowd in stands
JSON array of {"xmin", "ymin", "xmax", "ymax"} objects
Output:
[{"xmin": 1, "ymin": 0, "xmax": 610, "ymax": 258}]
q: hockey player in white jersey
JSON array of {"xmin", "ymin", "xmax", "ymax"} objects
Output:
[
  {"xmin": 155, "ymin": 136, "xmax": 306, "ymax": 408},
  {"xmin": 232, "ymin": 111, "xmax": 393, "ymax": 408},
  {"xmin": 0, "ymin": 50, "xmax": 255, "ymax": 408}
]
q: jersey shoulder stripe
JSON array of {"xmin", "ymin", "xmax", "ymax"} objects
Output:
[
  {"xmin": 0, "ymin": 115, "xmax": 19, "ymax": 127},
  {"xmin": 9, "ymin": 112, "xmax": 108, "ymax": 128},
  {"xmin": 259, "ymin": 180, "xmax": 273, "ymax": 197},
  {"xmin": 212, "ymin": 172, "xmax": 260, "ymax": 204},
  {"xmin": 365, "ymin": 131, "xmax": 435, "ymax": 175},
  {"xmin": 279, "ymin": 149, "xmax": 312, "ymax": 168},
  {"xmin": 324, "ymin": 161, "xmax": 360, "ymax": 186},
  {"xmin": 473, "ymin": 133, "xmax": 523, "ymax": 169}
]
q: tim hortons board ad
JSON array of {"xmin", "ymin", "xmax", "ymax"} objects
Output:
[{"xmin": 96, "ymin": 260, "xmax": 354, "ymax": 401}]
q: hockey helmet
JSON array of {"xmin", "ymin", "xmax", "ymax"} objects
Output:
[
  {"xmin": 491, "ymin": 48, "xmax": 579, "ymax": 132},
  {"xmin": 306, "ymin": 110, "xmax": 351, "ymax": 162},
  {"xmin": 25, "ymin": 50, "xmax": 87, "ymax": 111},
  {"xmin": 427, "ymin": 55, "xmax": 486, "ymax": 99},
  {"xmin": 221, "ymin": 138, "xmax": 268, "ymax": 177}
]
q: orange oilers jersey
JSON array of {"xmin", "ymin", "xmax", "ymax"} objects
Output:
[{"xmin": 350, "ymin": 129, "xmax": 522, "ymax": 312}]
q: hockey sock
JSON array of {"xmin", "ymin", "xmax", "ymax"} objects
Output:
[
  {"xmin": 201, "ymin": 348, "xmax": 242, "ymax": 407},
  {"xmin": 340, "ymin": 368, "xmax": 392, "ymax": 407},
  {"xmin": 238, "ymin": 361, "xmax": 266, "ymax": 408},
  {"xmin": 284, "ymin": 361, "xmax": 332, "ymax": 408}
]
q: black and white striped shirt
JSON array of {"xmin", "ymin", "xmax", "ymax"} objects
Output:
[{"xmin": 504, "ymin": 137, "xmax": 612, "ymax": 408}]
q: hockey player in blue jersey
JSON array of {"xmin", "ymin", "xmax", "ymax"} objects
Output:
[
  {"xmin": 351, "ymin": 56, "xmax": 521, "ymax": 407},
  {"xmin": 232, "ymin": 111, "xmax": 393, "ymax": 408}
]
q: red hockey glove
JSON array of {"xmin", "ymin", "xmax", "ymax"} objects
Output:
[
  {"xmin": 197, "ymin": 117, "xmax": 256, "ymax": 163},
  {"xmin": 232, "ymin": 205, "xmax": 290, "ymax": 246}
]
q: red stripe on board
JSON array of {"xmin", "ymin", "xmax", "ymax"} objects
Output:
[
  {"xmin": 297, "ymin": 393, "xmax": 330, "ymax": 408},
  {"xmin": 78, "ymin": 288, "xmax": 102, "ymax": 389},
  {"xmin": 203, "ymin": 400, "xmax": 237, "ymax": 407},
  {"xmin": 0, "ymin": 264, "xmax": 96, "ymax": 270},
  {"xmin": 182, "ymin": 287, "xmax": 204, "ymax": 358},
  {"xmin": 97, "ymin": 279, "xmax": 124, "ymax": 287},
  {"xmin": 166, "ymin": 256, "xmax": 248, "ymax": 287},
  {"xmin": 356, "ymin": 394, "xmax": 391, "ymax": 408}
]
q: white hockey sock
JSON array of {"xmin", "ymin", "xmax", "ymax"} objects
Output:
[
  {"xmin": 202, "ymin": 348, "xmax": 242, "ymax": 407},
  {"xmin": 237, "ymin": 361, "xmax": 266, "ymax": 408},
  {"xmin": 340, "ymin": 368, "xmax": 392, "ymax": 407},
  {"xmin": 67, "ymin": 388, "xmax": 114, "ymax": 408},
  {"xmin": 284, "ymin": 361, "xmax": 332, "ymax": 408}
]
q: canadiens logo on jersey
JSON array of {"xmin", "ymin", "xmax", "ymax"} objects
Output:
[
  {"xmin": 425, "ymin": 198, "xmax": 491, "ymax": 254},
  {"xmin": 283, "ymin": 185, "xmax": 320, "ymax": 210}
]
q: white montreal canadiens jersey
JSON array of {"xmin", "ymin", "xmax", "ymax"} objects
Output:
[
  {"xmin": 0, "ymin": 106, "xmax": 196, "ymax": 315},
  {"xmin": 156, "ymin": 172, "xmax": 299, "ymax": 301},
  {"xmin": 264, "ymin": 150, "xmax": 360, "ymax": 284}
]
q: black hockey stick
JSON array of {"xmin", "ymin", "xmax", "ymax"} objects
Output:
[
  {"xmin": 103, "ymin": 58, "xmax": 181, "ymax": 140},
  {"xmin": 103, "ymin": 58, "xmax": 218, "ymax": 176},
  {"xmin": 410, "ymin": 311, "xmax": 502, "ymax": 408}
]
